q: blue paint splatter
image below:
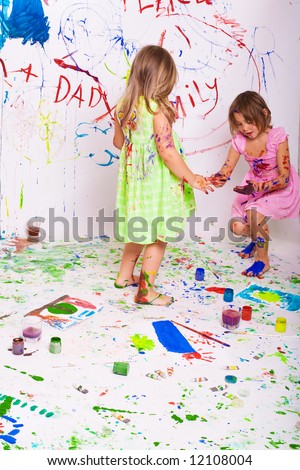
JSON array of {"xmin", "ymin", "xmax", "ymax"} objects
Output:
[
  {"xmin": 6, "ymin": 0, "xmax": 50, "ymax": 47},
  {"xmin": 152, "ymin": 320, "xmax": 196, "ymax": 353}
]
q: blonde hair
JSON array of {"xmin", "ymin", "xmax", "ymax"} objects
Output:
[
  {"xmin": 228, "ymin": 91, "xmax": 272, "ymax": 135},
  {"xmin": 118, "ymin": 45, "xmax": 178, "ymax": 127}
]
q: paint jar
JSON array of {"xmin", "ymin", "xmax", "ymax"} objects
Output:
[
  {"xmin": 241, "ymin": 305, "xmax": 252, "ymax": 321},
  {"xmin": 222, "ymin": 304, "xmax": 241, "ymax": 330},
  {"xmin": 275, "ymin": 317, "xmax": 286, "ymax": 333},
  {"xmin": 12, "ymin": 337, "xmax": 24, "ymax": 355},
  {"xmin": 223, "ymin": 288, "xmax": 234, "ymax": 302},
  {"xmin": 49, "ymin": 337, "xmax": 62, "ymax": 354},
  {"xmin": 26, "ymin": 217, "xmax": 41, "ymax": 242},
  {"xmin": 195, "ymin": 267, "xmax": 205, "ymax": 281},
  {"xmin": 22, "ymin": 315, "xmax": 42, "ymax": 342},
  {"xmin": 113, "ymin": 362, "xmax": 130, "ymax": 376}
]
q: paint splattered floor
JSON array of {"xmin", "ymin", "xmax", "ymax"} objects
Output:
[{"xmin": 0, "ymin": 237, "xmax": 299, "ymax": 451}]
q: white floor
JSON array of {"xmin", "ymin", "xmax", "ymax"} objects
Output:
[{"xmin": 0, "ymin": 236, "xmax": 299, "ymax": 456}]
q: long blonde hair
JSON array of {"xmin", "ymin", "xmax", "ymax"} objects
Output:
[{"xmin": 118, "ymin": 45, "xmax": 178, "ymax": 127}]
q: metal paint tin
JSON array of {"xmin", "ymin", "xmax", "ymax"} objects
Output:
[
  {"xmin": 49, "ymin": 336, "xmax": 62, "ymax": 354},
  {"xmin": 12, "ymin": 337, "xmax": 24, "ymax": 355}
]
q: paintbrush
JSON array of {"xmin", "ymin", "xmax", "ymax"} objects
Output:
[
  {"xmin": 24, "ymin": 294, "xmax": 69, "ymax": 316},
  {"xmin": 197, "ymin": 253, "xmax": 221, "ymax": 280},
  {"xmin": 171, "ymin": 320, "xmax": 230, "ymax": 347}
]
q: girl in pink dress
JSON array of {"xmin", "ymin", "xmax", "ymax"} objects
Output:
[{"xmin": 211, "ymin": 91, "xmax": 300, "ymax": 277}]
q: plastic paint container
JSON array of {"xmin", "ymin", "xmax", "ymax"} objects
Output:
[
  {"xmin": 241, "ymin": 305, "xmax": 252, "ymax": 321},
  {"xmin": 49, "ymin": 336, "xmax": 62, "ymax": 354},
  {"xmin": 223, "ymin": 288, "xmax": 234, "ymax": 302},
  {"xmin": 113, "ymin": 362, "xmax": 130, "ymax": 376},
  {"xmin": 275, "ymin": 317, "xmax": 286, "ymax": 333},
  {"xmin": 195, "ymin": 268, "xmax": 205, "ymax": 281},
  {"xmin": 225, "ymin": 375, "xmax": 237, "ymax": 384}
]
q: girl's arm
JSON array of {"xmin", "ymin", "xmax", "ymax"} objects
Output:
[
  {"xmin": 154, "ymin": 110, "xmax": 213, "ymax": 193},
  {"xmin": 210, "ymin": 145, "xmax": 240, "ymax": 187},
  {"xmin": 234, "ymin": 139, "xmax": 290, "ymax": 195},
  {"xmin": 113, "ymin": 110, "xmax": 124, "ymax": 150}
]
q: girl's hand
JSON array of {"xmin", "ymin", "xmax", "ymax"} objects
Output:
[
  {"xmin": 192, "ymin": 175, "xmax": 214, "ymax": 194},
  {"xmin": 209, "ymin": 172, "xmax": 228, "ymax": 188},
  {"xmin": 233, "ymin": 180, "xmax": 258, "ymax": 194}
]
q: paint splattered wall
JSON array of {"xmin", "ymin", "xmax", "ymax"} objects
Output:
[{"xmin": 0, "ymin": 0, "xmax": 299, "ymax": 241}]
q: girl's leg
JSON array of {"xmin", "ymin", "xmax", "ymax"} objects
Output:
[
  {"xmin": 230, "ymin": 218, "xmax": 256, "ymax": 258},
  {"xmin": 135, "ymin": 240, "xmax": 174, "ymax": 306},
  {"xmin": 242, "ymin": 209, "xmax": 270, "ymax": 277},
  {"xmin": 115, "ymin": 242, "xmax": 144, "ymax": 288}
]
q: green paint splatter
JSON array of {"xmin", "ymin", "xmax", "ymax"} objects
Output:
[
  {"xmin": 130, "ymin": 334, "xmax": 155, "ymax": 352},
  {"xmin": 0, "ymin": 396, "xmax": 13, "ymax": 416},
  {"xmin": 171, "ymin": 414, "xmax": 183, "ymax": 423},
  {"xmin": 68, "ymin": 435, "xmax": 80, "ymax": 450},
  {"xmin": 290, "ymin": 444, "xmax": 300, "ymax": 449},
  {"xmin": 186, "ymin": 414, "xmax": 199, "ymax": 421},
  {"xmin": 93, "ymin": 406, "xmax": 139, "ymax": 414},
  {"xmin": 19, "ymin": 183, "xmax": 24, "ymax": 209},
  {"xmin": 268, "ymin": 352, "xmax": 288, "ymax": 364}
]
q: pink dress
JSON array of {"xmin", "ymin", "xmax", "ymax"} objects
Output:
[{"xmin": 231, "ymin": 127, "xmax": 300, "ymax": 220}]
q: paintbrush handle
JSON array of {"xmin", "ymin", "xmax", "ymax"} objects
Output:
[
  {"xmin": 172, "ymin": 320, "xmax": 230, "ymax": 347},
  {"xmin": 25, "ymin": 295, "xmax": 69, "ymax": 316}
]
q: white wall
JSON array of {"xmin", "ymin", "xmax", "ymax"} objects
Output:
[{"xmin": 0, "ymin": 0, "xmax": 299, "ymax": 245}]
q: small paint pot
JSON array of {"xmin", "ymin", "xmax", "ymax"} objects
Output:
[
  {"xmin": 223, "ymin": 288, "xmax": 234, "ymax": 302},
  {"xmin": 241, "ymin": 305, "xmax": 252, "ymax": 321},
  {"xmin": 225, "ymin": 375, "xmax": 237, "ymax": 384},
  {"xmin": 275, "ymin": 317, "xmax": 286, "ymax": 333},
  {"xmin": 113, "ymin": 362, "xmax": 130, "ymax": 376},
  {"xmin": 195, "ymin": 267, "xmax": 205, "ymax": 281},
  {"xmin": 49, "ymin": 336, "xmax": 62, "ymax": 354},
  {"xmin": 12, "ymin": 337, "xmax": 24, "ymax": 355}
]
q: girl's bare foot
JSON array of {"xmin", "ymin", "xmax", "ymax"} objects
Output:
[
  {"xmin": 242, "ymin": 258, "xmax": 270, "ymax": 278},
  {"xmin": 134, "ymin": 291, "xmax": 174, "ymax": 306},
  {"xmin": 238, "ymin": 241, "xmax": 257, "ymax": 259},
  {"xmin": 114, "ymin": 275, "xmax": 139, "ymax": 288}
]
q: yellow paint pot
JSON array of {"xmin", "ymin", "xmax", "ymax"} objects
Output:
[{"xmin": 275, "ymin": 317, "xmax": 286, "ymax": 333}]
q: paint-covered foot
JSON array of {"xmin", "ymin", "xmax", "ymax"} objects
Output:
[
  {"xmin": 134, "ymin": 291, "xmax": 174, "ymax": 306},
  {"xmin": 238, "ymin": 241, "xmax": 256, "ymax": 259},
  {"xmin": 242, "ymin": 259, "xmax": 270, "ymax": 278},
  {"xmin": 114, "ymin": 275, "xmax": 139, "ymax": 288}
]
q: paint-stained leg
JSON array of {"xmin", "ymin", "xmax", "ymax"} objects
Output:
[
  {"xmin": 238, "ymin": 241, "xmax": 257, "ymax": 259},
  {"xmin": 114, "ymin": 275, "xmax": 139, "ymax": 288}
]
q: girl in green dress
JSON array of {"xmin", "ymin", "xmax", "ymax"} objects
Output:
[{"xmin": 113, "ymin": 45, "xmax": 213, "ymax": 306}]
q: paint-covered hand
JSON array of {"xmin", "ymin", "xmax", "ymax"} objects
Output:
[
  {"xmin": 193, "ymin": 175, "xmax": 214, "ymax": 194},
  {"xmin": 233, "ymin": 180, "xmax": 258, "ymax": 194},
  {"xmin": 209, "ymin": 172, "xmax": 228, "ymax": 188}
]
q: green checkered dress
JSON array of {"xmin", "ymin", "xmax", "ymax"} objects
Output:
[{"xmin": 115, "ymin": 98, "xmax": 196, "ymax": 244}]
